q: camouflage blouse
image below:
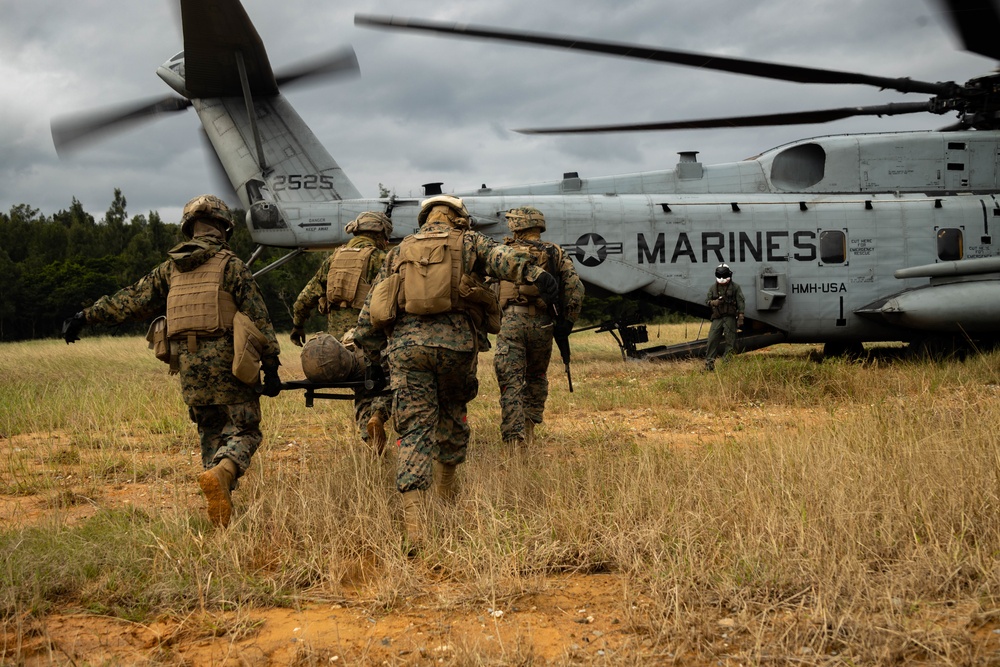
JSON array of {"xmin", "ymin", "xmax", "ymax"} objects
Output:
[{"xmin": 85, "ymin": 237, "xmax": 280, "ymax": 406}]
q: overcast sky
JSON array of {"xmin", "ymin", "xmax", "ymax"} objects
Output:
[{"xmin": 0, "ymin": 0, "xmax": 992, "ymax": 224}]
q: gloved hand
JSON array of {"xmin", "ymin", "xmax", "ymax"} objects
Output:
[
  {"xmin": 737, "ymin": 314, "xmax": 745, "ymax": 328},
  {"xmin": 62, "ymin": 311, "xmax": 86, "ymax": 344},
  {"xmin": 290, "ymin": 326, "xmax": 306, "ymax": 347},
  {"xmin": 553, "ymin": 319, "xmax": 573, "ymax": 339},
  {"xmin": 261, "ymin": 357, "xmax": 282, "ymax": 397},
  {"xmin": 533, "ymin": 271, "xmax": 559, "ymax": 306},
  {"xmin": 710, "ymin": 299, "xmax": 721, "ymax": 307}
]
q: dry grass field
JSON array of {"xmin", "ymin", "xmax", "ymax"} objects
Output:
[{"xmin": 3, "ymin": 325, "xmax": 1000, "ymax": 666}]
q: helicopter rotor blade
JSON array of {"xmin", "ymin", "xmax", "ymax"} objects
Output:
[
  {"xmin": 514, "ymin": 101, "xmax": 934, "ymax": 135},
  {"xmin": 51, "ymin": 95, "xmax": 193, "ymax": 156},
  {"xmin": 355, "ymin": 14, "xmax": 954, "ymax": 96},
  {"xmin": 275, "ymin": 47, "xmax": 360, "ymax": 88},
  {"xmin": 935, "ymin": 0, "xmax": 1000, "ymax": 61}
]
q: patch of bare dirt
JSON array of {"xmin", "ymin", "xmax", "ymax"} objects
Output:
[{"xmin": 7, "ymin": 574, "xmax": 642, "ymax": 665}]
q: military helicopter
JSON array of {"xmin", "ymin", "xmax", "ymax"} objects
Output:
[{"xmin": 51, "ymin": 0, "xmax": 1000, "ymax": 358}]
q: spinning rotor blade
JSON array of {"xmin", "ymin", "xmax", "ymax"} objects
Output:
[
  {"xmin": 935, "ymin": 0, "xmax": 1000, "ymax": 61},
  {"xmin": 51, "ymin": 95, "xmax": 192, "ymax": 156},
  {"xmin": 52, "ymin": 45, "xmax": 358, "ymax": 158},
  {"xmin": 275, "ymin": 47, "xmax": 360, "ymax": 87},
  {"xmin": 355, "ymin": 14, "xmax": 954, "ymax": 96},
  {"xmin": 515, "ymin": 102, "xmax": 934, "ymax": 135}
]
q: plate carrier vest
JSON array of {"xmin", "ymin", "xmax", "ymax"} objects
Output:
[
  {"xmin": 326, "ymin": 244, "xmax": 377, "ymax": 310},
  {"xmin": 166, "ymin": 249, "xmax": 237, "ymax": 352}
]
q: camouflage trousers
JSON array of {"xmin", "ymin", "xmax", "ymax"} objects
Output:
[
  {"xmin": 188, "ymin": 399, "xmax": 263, "ymax": 479},
  {"xmin": 705, "ymin": 315, "xmax": 738, "ymax": 365},
  {"xmin": 388, "ymin": 345, "xmax": 478, "ymax": 493},
  {"xmin": 494, "ymin": 312, "xmax": 553, "ymax": 442}
]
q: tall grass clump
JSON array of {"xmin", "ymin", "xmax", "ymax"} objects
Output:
[{"xmin": 4, "ymin": 330, "xmax": 1000, "ymax": 664}]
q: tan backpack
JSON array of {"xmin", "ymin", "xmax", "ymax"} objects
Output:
[{"xmin": 396, "ymin": 229, "xmax": 464, "ymax": 316}]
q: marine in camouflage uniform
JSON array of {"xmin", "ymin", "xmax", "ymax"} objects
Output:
[
  {"xmin": 354, "ymin": 195, "xmax": 558, "ymax": 551},
  {"xmin": 289, "ymin": 212, "xmax": 393, "ymax": 452},
  {"xmin": 62, "ymin": 195, "xmax": 281, "ymax": 528},
  {"xmin": 493, "ymin": 207, "xmax": 584, "ymax": 448},
  {"xmin": 704, "ymin": 263, "xmax": 745, "ymax": 371}
]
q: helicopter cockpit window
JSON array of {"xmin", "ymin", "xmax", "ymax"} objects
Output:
[
  {"xmin": 819, "ymin": 230, "xmax": 847, "ymax": 265},
  {"xmin": 769, "ymin": 143, "xmax": 826, "ymax": 190},
  {"xmin": 937, "ymin": 228, "xmax": 963, "ymax": 261}
]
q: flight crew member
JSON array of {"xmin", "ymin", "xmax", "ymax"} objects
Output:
[
  {"xmin": 61, "ymin": 195, "xmax": 282, "ymax": 527},
  {"xmin": 354, "ymin": 194, "xmax": 558, "ymax": 553},
  {"xmin": 289, "ymin": 211, "xmax": 394, "ymax": 453},
  {"xmin": 704, "ymin": 263, "xmax": 745, "ymax": 371},
  {"xmin": 493, "ymin": 206, "xmax": 584, "ymax": 449}
]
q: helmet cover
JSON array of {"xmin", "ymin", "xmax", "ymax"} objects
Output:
[
  {"xmin": 345, "ymin": 211, "xmax": 393, "ymax": 237},
  {"xmin": 181, "ymin": 194, "xmax": 233, "ymax": 239},
  {"xmin": 505, "ymin": 206, "xmax": 546, "ymax": 232}
]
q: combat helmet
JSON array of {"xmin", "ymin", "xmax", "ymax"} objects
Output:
[
  {"xmin": 505, "ymin": 206, "xmax": 546, "ymax": 232},
  {"xmin": 715, "ymin": 263, "xmax": 733, "ymax": 283},
  {"xmin": 300, "ymin": 332, "xmax": 363, "ymax": 383},
  {"xmin": 180, "ymin": 194, "xmax": 234, "ymax": 239},
  {"xmin": 417, "ymin": 194, "xmax": 469, "ymax": 228},
  {"xmin": 345, "ymin": 211, "xmax": 393, "ymax": 237}
]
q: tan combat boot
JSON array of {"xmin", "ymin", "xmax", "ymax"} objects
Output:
[
  {"xmin": 366, "ymin": 412, "xmax": 388, "ymax": 456},
  {"xmin": 433, "ymin": 461, "xmax": 458, "ymax": 503},
  {"xmin": 198, "ymin": 458, "xmax": 239, "ymax": 527},
  {"xmin": 401, "ymin": 490, "xmax": 426, "ymax": 556},
  {"xmin": 524, "ymin": 420, "xmax": 536, "ymax": 447}
]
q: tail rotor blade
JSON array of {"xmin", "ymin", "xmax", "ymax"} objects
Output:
[
  {"xmin": 275, "ymin": 47, "xmax": 360, "ymax": 87},
  {"xmin": 52, "ymin": 95, "xmax": 192, "ymax": 156}
]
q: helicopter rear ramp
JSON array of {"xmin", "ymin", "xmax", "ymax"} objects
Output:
[{"xmin": 629, "ymin": 331, "xmax": 788, "ymax": 361}]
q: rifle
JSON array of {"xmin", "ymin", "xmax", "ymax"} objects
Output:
[
  {"xmin": 523, "ymin": 237, "xmax": 574, "ymax": 392},
  {"xmin": 553, "ymin": 323, "xmax": 573, "ymax": 392}
]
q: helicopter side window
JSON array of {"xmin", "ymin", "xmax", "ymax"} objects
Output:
[
  {"xmin": 769, "ymin": 143, "xmax": 826, "ymax": 190},
  {"xmin": 936, "ymin": 228, "xmax": 964, "ymax": 262},
  {"xmin": 818, "ymin": 230, "xmax": 847, "ymax": 265}
]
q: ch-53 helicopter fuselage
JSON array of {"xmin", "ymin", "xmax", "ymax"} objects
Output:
[{"xmin": 55, "ymin": 0, "xmax": 1000, "ymax": 355}]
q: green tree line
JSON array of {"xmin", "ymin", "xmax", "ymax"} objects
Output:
[{"xmin": 0, "ymin": 190, "xmax": 325, "ymax": 342}]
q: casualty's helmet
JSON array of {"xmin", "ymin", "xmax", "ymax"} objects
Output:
[
  {"xmin": 715, "ymin": 263, "xmax": 733, "ymax": 283},
  {"xmin": 345, "ymin": 211, "xmax": 393, "ymax": 237},
  {"xmin": 180, "ymin": 194, "xmax": 234, "ymax": 239},
  {"xmin": 301, "ymin": 332, "xmax": 364, "ymax": 383},
  {"xmin": 505, "ymin": 206, "xmax": 546, "ymax": 232},
  {"xmin": 417, "ymin": 194, "xmax": 469, "ymax": 228}
]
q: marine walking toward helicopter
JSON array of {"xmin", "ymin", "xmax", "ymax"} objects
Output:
[
  {"xmin": 61, "ymin": 195, "xmax": 282, "ymax": 527},
  {"xmin": 354, "ymin": 195, "xmax": 558, "ymax": 553},
  {"xmin": 704, "ymin": 263, "xmax": 745, "ymax": 371},
  {"xmin": 493, "ymin": 206, "xmax": 584, "ymax": 449},
  {"xmin": 290, "ymin": 212, "xmax": 394, "ymax": 453}
]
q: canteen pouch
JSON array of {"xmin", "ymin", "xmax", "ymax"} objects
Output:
[
  {"xmin": 369, "ymin": 273, "xmax": 401, "ymax": 330},
  {"xmin": 459, "ymin": 274, "xmax": 501, "ymax": 334},
  {"xmin": 232, "ymin": 311, "xmax": 268, "ymax": 385},
  {"xmin": 145, "ymin": 316, "xmax": 170, "ymax": 363}
]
